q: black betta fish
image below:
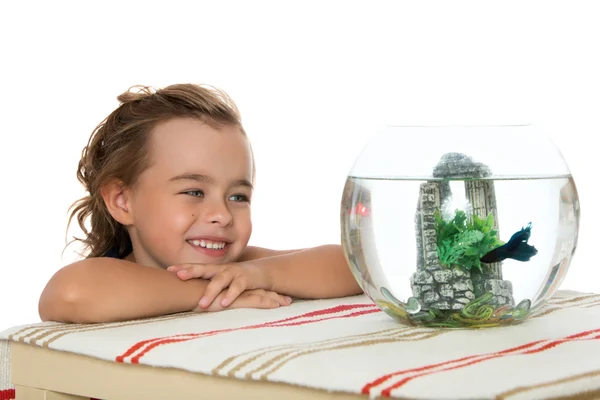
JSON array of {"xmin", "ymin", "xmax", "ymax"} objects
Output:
[{"xmin": 480, "ymin": 222, "xmax": 538, "ymax": 263}]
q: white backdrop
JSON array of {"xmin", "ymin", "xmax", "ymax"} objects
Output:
[{"xmin": 1, "ymin": 1, "xmax": 598, "ymax": 329}]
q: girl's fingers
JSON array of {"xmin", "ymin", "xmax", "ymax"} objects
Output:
[
  {"xmin": 221, "ymin": 282, "xmax": 247, "ymax": 307},
  {"xmin": 248, "ymin": 294, "xmax": 280, "ymax": 309},
  {"xmin": 169, "ymin": 265, "xmax": 223, "ymax": 280},
  {"xmin": 280, "ymin": 294, "xmax": 294, "ymax": 306},
  {"xmin": 262, "ymin": 291, "xmax": 292, "ymax": 306},
  {"xmin": 167, "ymin": 263, "xmax": 197, "ymax": 271},
  {"xmin": 199, "ymin": 272, "xmax": 235, "ymax": 308},
  {"xmin": 175, "ymin": 270, "xmax": 194, "ymax": 280}
]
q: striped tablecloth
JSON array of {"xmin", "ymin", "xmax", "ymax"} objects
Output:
[{"xmin": 1, "ymin": 290, "xmax": 600, "ymax": 399}]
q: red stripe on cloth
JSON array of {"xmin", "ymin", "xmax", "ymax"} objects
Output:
[
  {"xmin": 361, "ymin": 340, "xmax": 545, "ymax": 394},
  {"xmin": 380, "ymin": 333, "xmax": 600, "ymax": 396},
  {"xmin": 360, "ymin": 328, "xmax": 600, "ymax": 397},
  {"xmin": 0, "ymin": 389, "xmax": 15, "ymax": 400},
  {"xmin": 128, "ymin": 308, "xmax": 380, "ymax": 364},
  {"xmin": 115, "ymin": 303, "xmax": 378, "ymax": 363},
  {"xmin": 267, "ymin": 309, "xmax": 378, "ymax": 327}
]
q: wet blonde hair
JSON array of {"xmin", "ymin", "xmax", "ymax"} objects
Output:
[{"xmin": 67, "ymin": 83, "xmax": 250, "ymax": 259}]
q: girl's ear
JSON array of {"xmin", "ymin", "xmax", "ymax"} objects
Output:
[{"xmin": 100, "ymin": 179, "xmax": 134, "ymax": 226}]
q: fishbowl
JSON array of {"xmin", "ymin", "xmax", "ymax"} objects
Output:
[{"xmin": 341, "ymin": 125, "xmax": 580, "ymax": 328}]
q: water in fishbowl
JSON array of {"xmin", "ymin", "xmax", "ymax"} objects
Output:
[{"xmin": 341, "ymin": 172, "xmax": 580, "ymax": 329}]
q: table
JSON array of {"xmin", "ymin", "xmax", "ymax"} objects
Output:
[{"xmin": 1, "ymin": 290, "xmax": 599, "ymax": 400}]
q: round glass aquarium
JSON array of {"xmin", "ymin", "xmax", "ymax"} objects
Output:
[{"xmin": 341, "ymin": 125, "xmax": 580, "ymax": 328}]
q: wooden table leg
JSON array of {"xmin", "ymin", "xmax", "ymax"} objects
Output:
[{"xmin": 15, "ymin": 385, "xmax": 89, "ymax": 400}]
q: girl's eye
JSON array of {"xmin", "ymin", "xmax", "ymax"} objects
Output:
[
  {"xmin": 229, "ymin": 194, "xmax": 249, "ymax": 202},
  {"xmin": 185, "ymin": 190, "xmax": 204, "ymax": 197}
]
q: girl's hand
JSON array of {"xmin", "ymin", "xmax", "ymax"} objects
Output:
[
  {"xmin": 167, "ymin": 262, "xmax": 276, "ymax": 309},
  {"xmin": 192, "ymin": 288, "xmax": 292, "ymax": 312}
]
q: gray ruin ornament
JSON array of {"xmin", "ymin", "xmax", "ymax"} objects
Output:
[{"xmin": 410, "ymin": 152, "xmax": 516, "ymax": 311}]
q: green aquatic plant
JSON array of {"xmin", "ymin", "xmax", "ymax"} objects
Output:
[{"xmin": 434, "ymin": 209, "xmax": 504, "ymax": 272}]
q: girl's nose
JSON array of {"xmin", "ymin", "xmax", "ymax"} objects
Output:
[{"xmin": 203, "ymin": 200, "xmax": 233, "ymax": 226}]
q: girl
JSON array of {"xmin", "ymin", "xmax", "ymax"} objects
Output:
[{"xmin": 39, "ymin": 83, "xmax": 362, "ymax": 323}]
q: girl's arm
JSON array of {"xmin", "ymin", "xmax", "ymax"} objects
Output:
[
  {"xmin": 257, "ymin": 244, "xmax": 363, "ymax": 299},
  {"xmin": 238, "ymin": 246, "xmax": 305, "ymax": 261},
  {"xmin": 39, "ymin": 257, "xmax": 210, "ymax": 324},
  {"xmin": 239, "ymin": 245, "xmax": 363, "ymax": 298},
  {"xmin": 172, "ymin": 244, "xmax": 364, "ymax": 307}
]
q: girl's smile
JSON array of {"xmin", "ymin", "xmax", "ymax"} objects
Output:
[{"xmin": 187, "ymin": 237, "xmax": 231, "ymax": 258}]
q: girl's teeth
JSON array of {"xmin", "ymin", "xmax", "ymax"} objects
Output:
[{"xmin": 190, "ymin": 240, "xmax": 226, "ymax": 249}]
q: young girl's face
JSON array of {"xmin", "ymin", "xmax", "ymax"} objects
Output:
[{"xmin": 124, "ymin": 118, "xmax": 254, "ymax": 269}]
